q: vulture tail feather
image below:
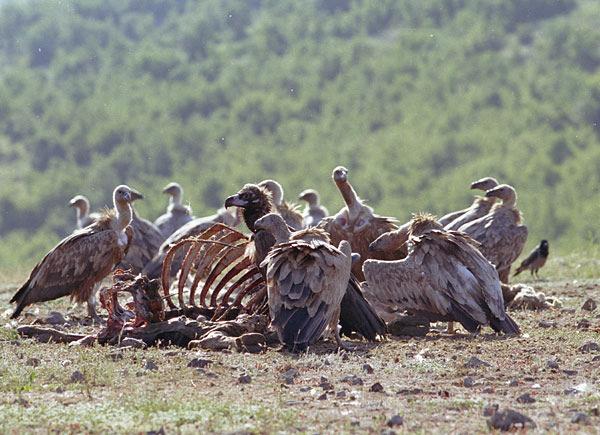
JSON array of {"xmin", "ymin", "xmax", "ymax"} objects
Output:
[
  {"xmin": 489, "ymin": 312, "xmax": 521, "ymax": 335},
  {"xmin": 339, "ymin": 277, "xmax": 386, "ymax": 341},
  {"xmin": 448, "ymin": 301, "xmax": 481, "ymax": 333}
]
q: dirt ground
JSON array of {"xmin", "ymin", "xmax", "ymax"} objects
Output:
[{"xmin": 2, "ymin": 269, "xmax": 600, "ymax": 433}]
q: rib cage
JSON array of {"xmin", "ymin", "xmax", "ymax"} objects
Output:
[{"xmin": 161, "ymin": 223, "xmax": 267, "ymax": 319}]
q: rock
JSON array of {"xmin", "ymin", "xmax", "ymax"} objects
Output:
[
  {"xmin": 60, "ymin": 359, "xmax": 72, "ymax": 367},
  {"xmin": 396, "ymin": 388, "xmax": 423, "ymax": 395},
  {"xmin": 341, "ymin": 375, "xmax": 364, "ymax": 386},
  {"xmin": 387, "ymin": 415, "xmax": 404, "ymax": 427},
  {"xmin": 318, "ymin": 393, "xmax": 327, "ymax": 400},
  {"xmin": 44, "ymin": 311, "xmax": 66, "ymax": 325},
  {"xmin": 482, "ymin": 387, "xmax": 495, "ymax": 393},
  {"xmin": 143, "ymin": 360, "xmax": 158, "ymax": 371},
  {"xmin": 187, "ymin": 358, "xmax": 212, "ymax": 369},
  {"xmin": 563, "ymin": 369, "xmax": 577, "ymax": 376},
  {"xmin": 234, "ymin": 333, "xmax": 267, "ymax": 354},
  {"xmin": 578, "ymin": 341, "xmax": 600, "ymax": 353},
  {"xmin": 582, "ymin": 298, "xmax": 597, "ymax": 311},
  {"xmin": 26, "ymin": 357, "xmax": 40, "ymax": 367},
  {"xmin": 369, "ymin": 382, "xmax": 384, "ymax": 393},
  {"xmin": 577, "ymin": 319, "xmax": 591, "ymax": 330},
  {"xmin": 362, "ymin": 363, "xmax": 374, "ymax": 374},
  {"xmin": 483, "ymin": 404, "xmax": 499, "ymax": 417},
  {"xmin": 319, "ymin": 376, "xmax": 334, "ymax": 391},
  {"xmin": 281, "ymin": 368, "xmax": 298, "ymax": 385},
  {"xmin": 70, "ymin": 370, "xmax": 85, "ymax": 383},
  {"xmin": 464, "ymin": 356, "xmax": 491, "ymax": 368},
  {"xmin": 487, "ymin": 408, "xmax": 536, "ymax": 431},
  {"xmin": 336, "ymin": 390, "xmax": 347, "ymax": 399},
  {"xmin": 120, "ymin": 338, "xmax": 146, "ymax": 349},
  {"xmin": 592, "ymin": 355, "xmax": 600, "ymax": 362},
  {"xmin": 387, "ymin": 315, "xmax": 430, "ymax": 337},
  {"xmin": 546, "ymin": 359, "xmax": 559, "ymax": 369},
  {"xmin": 538, "ymin": 320, "xmax": 556, "ymax": 328},
  {"xmin": 571, "ymin": 412, "xmax": 590, "ymax": 425},
  {"xmin": 516, "ymin": 393, "xmax": 536, "ymax": 404},
  {"xmin": 463, "ymin": 377, "xmax": 475, "ymax": 388},
  {"xmin": 238, "ymin": 374, "xmax": 252, "ymax": 384}
]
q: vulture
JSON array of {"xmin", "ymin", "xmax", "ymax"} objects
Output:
[
  {"xmin": 458, "ymin": 184, "xmax": 528, "ymax": 283},
  {"xmin": 443, "ymin": 177, "xmax": 499, "ymax": 231},
  {"xmin": 143, "ymin": 206, "xmax": 241, "ymax": 279},
  {"xmin": 363, "ymin": 214, "xmax": 520, "ymax": 335},
  {"xmin": 120, "ymin": 191, "xmax": 164, "ymax": 274},
  {"xmin": 224, "ymin": 184, "xmax": 386, "ymax": 341},
  {"xmin": 514, "ymin": 240, "xmax": 549, "ymax": 279},
  {"xmin": 69, "ymin": 195, "xmax": 99, "ymax": 229},
  {"xmin": 258, "ymin": 179, "xmax": 304, "ymax": 230},
  {"xmin": 298, "ymin": 189, "xmax": 329, "ymax": 227},
  {"xmin": 10, "ymin": 185, "xmax": 137, "ymax": 319},
  {"xmin": 319, "ymin": 166, "xmax": 399, "ymax": 281},
  {"xmin": 154, "ymin": 182, "xmax": 194, "ymax": 238},
  {"xmin": 256, "ymin": 213, "xmax": 353, "ymax": 351}
]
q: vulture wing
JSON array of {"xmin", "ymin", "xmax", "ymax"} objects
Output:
[
  {"xmin": 438, "ymin": 207, "xmax": 470, "ymax": 227},
  {"xmin": 262, "ymin": 238, "xmax": 351, "ymax": 350},
  {"xmin": 124, "ymin": 215, "xmax": 164, "ymax": 273},
  {"xmin": 277, "ymin": 201, "xmax": 304, "ymax": 231},
  {"xmin": 339, "ymin": 276, "xmax": 386, "ymax": 340},
  {"xmin": 10, "ymin": 222, "xmax": 127, "ymax": 318},
  {"xmin": 154, "ymin": 208, "xmax": 193, "ymax": 238}
]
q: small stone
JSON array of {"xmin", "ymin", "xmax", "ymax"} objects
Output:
[
  {"xmin": 299, "ymin": 386, "xmax": 310, "ymax": 392},
  {"xmin": 516, "ymin": 393, "xmax": 536, "ymax": 404},
  {"xmin": 464, "ymin": 356, "xmax": 491, "ymax": 368},
  {"xmin": 362, "ymin": 363, "xmax": 374, "ymax": 374},
  {"xmin": 463, "ymin": 376, "xmax": 475, "ymax": 388},
  {"xmin": 143, "ymin": 360, "xmax": 158, "ymax": 371},
  {"xmin": 350, "ymin": 420, "xmax": 360, "ymax": 427},
  {"xmin": 508, "ymin": 379, "xmax": 519, "ymax": 387},
  {"xmin": 397, "ymin": 388, "xmax": 423, "ymax": 395},
  {"xmin": 590, "ymin": 408, "xmax": 599, "ymax": 417},
  {"xmin": 571, "ymin": 412, "xmax": 590, "ymax": 425},
  {"xmin": 281, "ymin": 368, "xmax": 298, "ymax": 385},
  {"xmin": 538, "ymin": 320, "xmax": 556, "ymax": 328},
  {"xmin": 45, "ymin": 311, "xmax": 66, "ymax": 325},
  {"xmin": 483, "ymin": 404, "xmax": 499, "ymax": 417},
  {"xmin": 55, "ymin": 386, "xmax": 65, "ymax": 393},
  {"xmin": 577, "ymin": 319, "xmax": 591, "ymax": 330},
  {"xmin": 70, "ymin": 370, "xmax": 85, "ymax": 383},
  {"xmin": 120, "ymin": 337, "xmax": 146, "ymax": 349},
  {"xmin": 317, "ymin": 393, "xmax": 327, "ymax": 400},
  {"xmin": 187, "ymin": 358, "xmax": 212, "ymax": 369},
  {"xmin": 487, "ymin": 408, "xmax": 536, "ymax": 431},
  {"xmin": 341, "ymin": 375, "xmax": 364, "ymax": 386},
  {"xmin": 578, "ymin": 341, "xmax": 600, "ymax": 353},
  {"xmin": 482, "ymin": 387, "xmax": 495, "ymax": 393},
  {"xmin": 369, "ymin": 382, "xmax": 385, "ymax": 393},
  {"xmin": 319, "ymin": 377, "xmax": 334, "ymax": 391},
  {"xmin": 563, "ymin": 369, "xmax": 578, "ymax": 376},
  {"xmin": 387, "ymin": 415, "xmax": 404, "ymax": 427},
  {"xmin": 238, "ymin": 374, "xmax": 252, "ymax": 384},
  {"xmin": 546, "ymin": 359, "xmax": 559, "ymax": 369},
  {"xmin": 336, "ymin": 390, "xmax": 347, "ymax": 399},
  {"xmin": 582, "ymin": 298, "xmax": 597, "ymax": 311},
  {"xmin": 26, "ymin": 357, "xmax": 40, "ymax": 367}
]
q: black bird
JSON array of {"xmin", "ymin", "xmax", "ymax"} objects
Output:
[{"xmin": 514, "ymin": 240, "xmax": 549, "ymax": 279}]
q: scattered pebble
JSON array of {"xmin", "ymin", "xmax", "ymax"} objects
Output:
[
  {"xmin": 369, "ymin": 382, "xmax": 384, "ymax": 393},
  {"xmin": 582, "ymin": 298, "xmax": 597, "ymax": 312},
  {"xmin": 538, "ymin": 320, "xmax": 556, "ymax": 328},
  {"xmin": 508, "ymin": 379, "xmax": 519, "ymax": 387},
  {"xmin": 238, "ymin": 374, "xmax": 252, "ymax": 384},
  {"xmin": 317, "ymin": 393, "xmax": 327, "ymax": 400},
  {"xmin": 577, "ymin": 319, "xmax": 591, "ymax": 330},
  {"xmin": 464, "ymin": 356, "xmax": 491, "ymax": 368},
  {"xmin": 319, "ymin": 376, "xmax": 334, "ymax": 391},
  {"xmin": 578, "ymin": 341, "xmax": 600, "ymax": 353},
  {"xmin": 336, "ymin": 390, "xmax": 347, "ymax": 399},
  {"xmin": 563, "ymin": 369, "xmax": 577, "ymax": 376},
  {"xmin": 60, "ymin": 359, "xmax": 72, "ymax": 368},
  {"xmin": 482, "ymin": 387, "xmax": 495, "ymax": 393},
  {"xmin": 281, "ymin": 368, "xmax": 298, "ymax": 385},
  {"xmin": 546, "ymin": 359, "xmax": 559, "ymax": 369},
  {"xmin": 483, "ymin": 404, "xmax": 499, "ymax": 417},
  {"xmin": 143, "ymin": 360, "xmax": 158, "ymax": 371},
  {"xmin": 362, "ymin": 363, "xmax": 374, "ymax": 374},
  {"xmin": 487, "ymin": 408, "xmax": 536, "ymax": 431},
  {"xmin": 397, "ymin": 388, "xmax": 423, "ymax": 395},
  {"xmin": 571, "ymin": 412, "xmax": 590, "ymax": 425},
  {"xmin": 120, "ymin": 338, "xmax": 146, "ymax": 349},
  {"xmin": 463, "ymin": 377, "xmax": 475, "ymax": 388},
  {"xmin": 387, "ymin": 415, "xmax": 404, "ymax": 427},
  {"xmin": 45, "ymin": 312, "xmax": 66, "ymax": 325},
  {"xmin": 26, "ymin": 357, "xmax": 40, "ymax": 367},
  {"xmin": 341, "ymin": 375, "xmax": 364, "ymax": 386},
  {"xmin": 70, "ymin": 370, "xmax": 85, "ymax": 383},
  {"xmin": 187, "ymin": 358, "xmax": 212, "ymax": 369},
  {"xmin": 516, "ymin": 393, "xmax": 536, "ymax": 404}
]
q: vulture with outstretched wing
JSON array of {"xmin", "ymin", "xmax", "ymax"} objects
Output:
[
  {"xmin": 143, "ymin": 206, "xmax": 241, "ymax": 279},
  {"xmin": 10, "ymin": 185, "xmax": 137, "ymax": 319},
  {"xmin": 319, "ymin": 166, "xmax": 399, "ymax": 281},
  {"xmin": 224, "ymin": 184, "xmax": 386, "ymax": 341},
  {"xmin": 458, "ymin": 184, "xmax": 528, "ymax": 283},
  {"xmin": 514, "ymin": 240, "xmax": 549, "ymax": 279},
  {"xmin": 363, "ymin": 214, "xmax": 520, "ymax": 335},
  {"xmin": 258, "ymin": 179, "xmax": 304, "ymax": 231},
  {"xmin": 256, "ymin": 214, "xmax": 353, "ymax": 351},
  {"xmin": 440, "ymin": 177, "xmax": 499, "ymax": 229},
  {"xmin": 69, "ymin": 195, "xmax": 100, "ymax": 230},
  {"xmin": 298, "ymin": 189, "xmax": 329, "ymax": 227},
  {"xmin": 154, "ymin": 182, "xmax": 194, "ymax": 238}
]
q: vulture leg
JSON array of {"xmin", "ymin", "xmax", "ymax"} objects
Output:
[
  {"xmin": 87, "ymin": 292, "xmax": 101, "ymax": 323},
  {"xmin": 446, "ymin": 321, "xmax": 456, "ymax": 334},
  {"xmin": 335, "ymin": 326, "xmax": 349, "ymax": 351},
  {"xmin": 498, "ymin": 267, "xmax": 511, "ymax": 284}
]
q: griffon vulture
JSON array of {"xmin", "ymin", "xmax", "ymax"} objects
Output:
[
  {"xmin": 363, "ymin": 214, "xmax": 520, "ymax": 335},
  {"xmin": 319, "ymin": 166, "xmax": 399, "ymax": 281},
  {"xmin": 298, "ymin": 189, "xmax": 329, "ymax": 227},
  {"xmin": 256, "ymin": 213, "xmax": 353, "ymax": 351},
  {"xmin": 154, "ymin": 182, "xmax": 194, "ymax": 238},
  {"xmin": 458, "ymin": 184, "xmax": 528, "ymax": 283},
  {"xmin": 514, "ymin": 240, "xmax": 549, "ymax": 279},
  {"xmin": 440, "ymin": 177, "xmax": 499, "ymax": 229},
  {"xmin": 10, "ymin": 185, "xmax": 137, "ymax": 319},
  {"xmin": 258, "ymin": 179, "xmax": 304, "ymax": 231},
  {"xmin": 69, "ymin": 195, "xmax": 99, "ymax": 230}
]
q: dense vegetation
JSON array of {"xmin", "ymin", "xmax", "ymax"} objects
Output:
[{"xmin": 1, "ymin": 0, "xmax": 599, "ymax": 269}]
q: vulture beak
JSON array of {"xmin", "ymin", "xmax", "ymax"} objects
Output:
[
  {"xmin": 484, "ymin": 187, "xmax": 501, "ymax": 199},
  {"xmin": 224, "ymin": 194, "xmax": 248, "ymax": 208},
  {"xmin": 254, "ymin": 217, "xmax": 266, "ymax": 232},
  {"xmin": 162, "ymin": 186, "xmax": 171, "ymax": 194},
  {"xmin": 332, "ymin": 166, "xmax": 348, "ymax": 183},
  {"xmin": 129, "ymin": 189, "xmax": 144, "ymax": 201},
  {"xmin": 69, "ymin": 199, "xmax": 77, "ymax": 207},
  {"xmin": 351, "ymin": 253, "xmax": 361, "ymax": 265}
]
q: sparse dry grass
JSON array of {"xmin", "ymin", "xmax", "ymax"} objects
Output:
[{"xmin": 2, "ymin": 256, "xmax": 600, "ymax": 433}]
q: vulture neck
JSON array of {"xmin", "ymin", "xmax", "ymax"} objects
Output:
[
  {"xmin": 244, "ymin": 200, "xmax": 273, "ymax": 233},
  {"xmin": 336, "ymin": 179, "xmax": 362, "ymax": 221},
  {"xmin": 271, "ymin": 225, "xmax": 292, "ymax": 244},
  {"xmin": 76, "ymin": 205, "xmax": 89, "ymax": 224},
  {"xmin": 501, "ymin": 194, "xmax": 517, "ymax": 209},
  {"xmin": 168, "ymin": 190, "xmax": 183, "ymax": 210},
  {"xmin": 114, "ymin": 201, "xmax": 133, "ymax": 232}
]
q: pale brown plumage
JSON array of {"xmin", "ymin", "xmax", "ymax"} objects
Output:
[
  {"xmin": 69, "ymin": 195, "xmax": 100, "ymax": 230},
  {"xmin": 154, "ymin": 182, "xmax": 194, "ymax": 238},
  {"xmin": 257, "ymin": 214, "xmax": 352, "ymax": 351},
  {"xmin": 362, "ymin": 214, "xmax": 520, "ymax": 335},
  {"xmin": 11, "ymin": 185, "xmax": 137, "ymax": 319},
  {"xmin": 258, "ymin": 179, "xmax": 304, "ymax": 231},
  {"xmin": 440, "ymin": 177, "xmax": 499, "ymax": 229},
  {"xmin": 319, "ymin": 166, "xmax": 399, "ymax": 281},
  {"xmin": 458, "ymin": 184, "xmax": 528, "ymax": 283},
  {"xmin": 298, "ymin": 189, "xmax": 329, "ymax": 227}
]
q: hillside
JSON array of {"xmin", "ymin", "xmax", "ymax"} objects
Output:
[{"xmin": 1, "ymin": 0, "xmax": 599, "ymax": 268}]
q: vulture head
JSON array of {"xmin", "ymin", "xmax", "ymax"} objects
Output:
[
  {"xmin": 69, "ymin": 195, "xmax": 90, "ymax": 214},
  {"xmin": 298, "ymin": 189, "xmax": 320, "ymax": 206},
  {"xmin": 368, "ymin": 222, "xmax": 410, "ymax": 254},
  {"xmin": 470, "ymin": 177, "xmax": 499, "ymax": 191},
  {"xmin": 224, "ymin": 184, "xmax": 273, "ymax": 232},
  {"xmin": 254, "ymin": 213, "xmax": 291, "ymax": 244},
  {"xmin": 408, "ymin": 213, "xmax": 443, "ymax": 237},
  {"xmin": 162, "ymin": 182, "xmax": 183, "ymax": 203},
  {"xmin": 331, "ymin": 166, "xmax": 373, "ymax": 231},
  {"xmin": 485, "ymin": 184, "xmax": 517, "ymax": 207},
  {"xmin": 113, "ymin": 185, "xmax": 141, "ymax": 206},
  {"xmin": 258, "ymin": 179, "xmax": 284, "ymax": 206}
]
